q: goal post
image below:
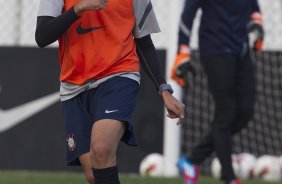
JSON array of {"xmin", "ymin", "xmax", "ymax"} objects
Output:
[{"xmin": 152, "ymin": 0, "xmax": 185, "ymax": 177}]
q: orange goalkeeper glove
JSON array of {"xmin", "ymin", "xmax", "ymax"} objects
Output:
[
  {"xmin": 171, "ymin": 45, "xmax": 194, "ymax": 87},
  {"xmin": 248, "ymin": 12, "xmax": 264, "ymax": 52}
]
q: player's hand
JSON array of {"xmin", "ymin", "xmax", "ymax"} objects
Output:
[
  {"xmin": 247, "ymin": 12, "xmax": 264, "ymax": 52},
  {"xmin": 74, "ymin": 0, "xmax": 108, "ymax": 16},
  {"xmin": 171, "ymin": 45, "xmax": 194, "ymax": 87},
  {"xmin": 161, "ymin": 91, "xmax": 185, "ymax": 125}
]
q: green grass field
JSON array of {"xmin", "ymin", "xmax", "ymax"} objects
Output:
[{"xmin": 0, "ymin": 171, "xmax": 281, "ymax": 184}]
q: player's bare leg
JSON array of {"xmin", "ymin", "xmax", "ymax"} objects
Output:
[
  {"xmin": 90, "ymin": 119, "xmax": 125, "ymax": 184},
  {"xmin": 80, "ymin": 153, "xmax": 95, "ymax": 184}
]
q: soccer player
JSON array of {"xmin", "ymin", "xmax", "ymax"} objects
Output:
[
  {"xmin": 171, "ymin": 0, "xmax": 264, "ymax": 184},
  {"xmin": 35, "ymin": 0, "xmax": 185, "ymax": 184}
]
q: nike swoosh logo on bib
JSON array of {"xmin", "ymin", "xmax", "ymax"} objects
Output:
[
  {"xmin": 76, "ymin": 23, "xmax": 106, "ymax": 34},
  {"xmin": 0, "ymin": 92, "xmax": 60, "ymax": 133}
]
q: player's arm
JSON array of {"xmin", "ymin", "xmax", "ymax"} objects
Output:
[
  {"xmin": 135, "ymin": 35, "xmax": 166, "ymax": 91},
  {"xmin": 35, "ymin": 8, "xmax": 79, "ymax": 48},
  {"xmin": 135, "ymin": 35, "xmax": 185, "ymax": 125},
  {"xmin": 35, "ymin": 0, "xmax": 107, "ymax": 48},
  {"xmin": 171, "ymin": 0, "xmax": 202, "ymax": 87},
  {"xmin": 247, "ymin": 0, "xmax": 264, "ymax": 52}
]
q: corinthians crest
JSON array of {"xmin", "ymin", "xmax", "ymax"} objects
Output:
[{"xmin": 66, "ymin": 134, "xmax": 76, "ymax": 152}]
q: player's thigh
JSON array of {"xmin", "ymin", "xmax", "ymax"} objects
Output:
[
  {"xmin": 200, "ymin": 55, "xmax": 237, "ymax": 99},
  {"xmin": 62, "ymin": 95, "xmax": 93, "ymax": 166},
  {"xmin": 89, "ymin": 77, "xmax": 139, "ymax": 146},
  {"xmin": 91, "ymin": 119, "xmax": 125, "ymax": 153}
]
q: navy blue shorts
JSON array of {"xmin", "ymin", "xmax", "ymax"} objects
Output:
[{"xmin": 62, "ymin": 77, "xmax": 139, "ymax": 166}]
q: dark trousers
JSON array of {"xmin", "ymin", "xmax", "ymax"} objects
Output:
[{"xmin": 188, "ymin": 53, "xmax": 256, "ymax": 182}]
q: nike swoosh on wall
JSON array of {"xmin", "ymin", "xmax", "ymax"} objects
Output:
[
  {"xmin": 77, "ymin": 23, "xmax": 106, "ymax": 34},
  {"xmin": 0, "ymin": 92, "xmax": 60, "ymax": 133}
]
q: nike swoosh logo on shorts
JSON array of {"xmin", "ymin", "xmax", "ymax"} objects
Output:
[
  {"xmin": 76, "ymin": 23, "xmax": 106, "ymax": 34},
  {"xmin": 0, "ymin": 92, "xmax": 60, "ymax": 133},
  {"xmin": 105, "ymin": 109, "xmax": 119, "ymax": 114}
]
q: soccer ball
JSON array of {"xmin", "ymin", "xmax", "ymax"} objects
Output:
[
  {"xmin": 139, "ymin": 153, "xmax": 164, "ymax": 177},
  {"xmin": 234, "ymin": 153, "xmax": 256, "ymax": 179},
  {"xmin": 211, "ymin": 155, "xmax": 239, "ymax": 179},
  {"xmin": 253, "ymin": 155, "xmax": 281, "ymax": 181}
]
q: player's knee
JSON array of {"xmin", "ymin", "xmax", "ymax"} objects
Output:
[
  {"xmin": 231, "ymin": 102, "xmax": 254, "ymax": 134},
  {"xmin": 213, "ymin": 104, "xmax": 236, "ymax": 131},
  {"xmin": 91, "ymin": 142, "xmax": 115, "ymax": 163}
]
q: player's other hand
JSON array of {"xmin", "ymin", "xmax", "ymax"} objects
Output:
[
  {"xmin": 161, "ymin": 91, "xmax": 185, "ymax": 125},
  {"xmin": 74, "ymin": 0, "xmax": 108, "ymax": 16},
  {"xmin": 171, "ymin": 45, "xmax": 194, "ymax": 87},
  {"xmin": 247, "ymin": 12, "xmax": 264, "ymax": 52}
]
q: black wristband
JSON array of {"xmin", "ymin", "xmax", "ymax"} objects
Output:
[{"xmin": 159, "ymin": 84, "xmax": 174, "ymax": 95}]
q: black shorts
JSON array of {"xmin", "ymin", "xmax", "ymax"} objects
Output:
[{"xmin": 62, "ymin": 77, "xmax": 139, "ymax": 166}]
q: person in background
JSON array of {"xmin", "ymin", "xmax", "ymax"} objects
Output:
[{"xmin": 171, "ymin": 0, "xmax": 264, "ymax": 184}]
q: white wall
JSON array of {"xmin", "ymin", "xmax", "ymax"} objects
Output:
[{"xmin": 0, "ymin": 0, "xmax": 281, "ymax": 51}]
